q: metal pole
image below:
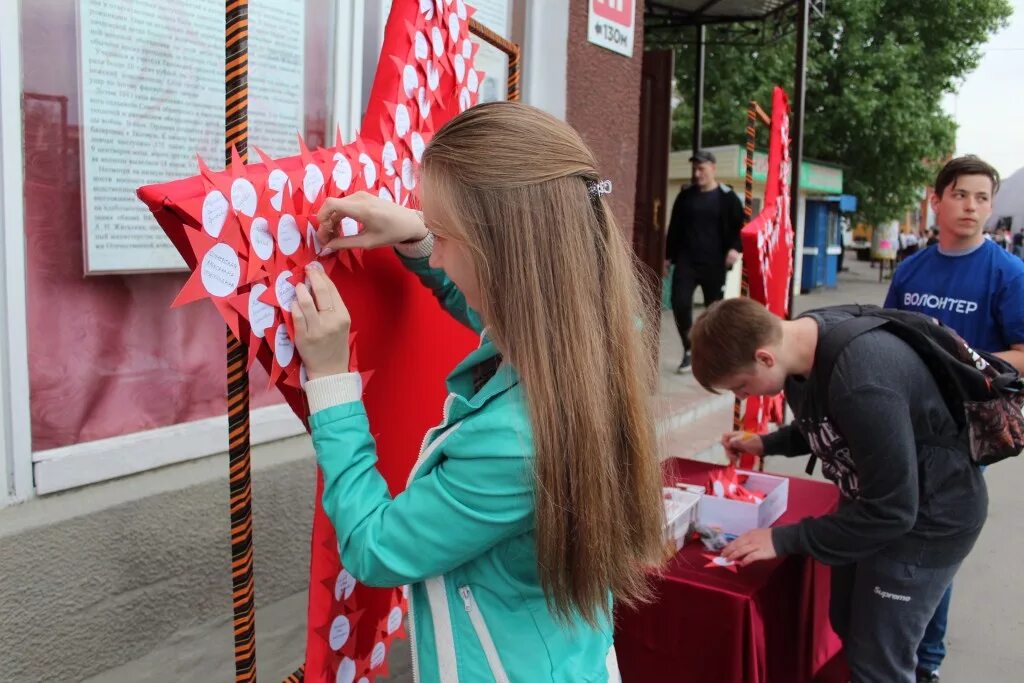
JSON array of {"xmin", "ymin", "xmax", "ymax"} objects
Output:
[
  {"xmin": 788, "ymin": 0, "xmax": 809, "ymax": 319},
  {"xmin": 224, "ymin": 1, "xmax": 256, "ymax": 681},
  {"xmin": 691, "ymin": 23, "xmax": 705, "ymax": 165}
]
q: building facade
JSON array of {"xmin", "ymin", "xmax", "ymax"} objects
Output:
[{"xmin": 0, "ymin": 1, "xmax": 646, "ymax": 680}]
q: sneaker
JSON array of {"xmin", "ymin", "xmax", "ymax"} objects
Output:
[
  {"xmin": 916, "ymin": 669, "xmax": 940, "ymax": 683},
  {"xmin": 676, "ymin": 353, "xmax": 692, "ymax": 375}
]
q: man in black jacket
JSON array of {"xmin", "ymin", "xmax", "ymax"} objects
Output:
[
  {"xmin": 665, "ymin": 150, "xmax": 745, "ymax": 373},
  {"xmin": 690, "ymin": 298, "xmax": 987, "ymax": 683}
]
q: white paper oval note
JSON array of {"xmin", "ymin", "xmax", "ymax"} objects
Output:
[
  {"xmin": 334, "ymin": 569, "xmax": 356, "ymax": 601},
  {"xmin": 328, "ymin": 615, "xmax": 351, "ymax": 651},
  {"xmin": 332, "ymin": 153, "xmax": 353, "ymax": 192},
  {"xmin": 403, "ymin": 64, "xmax": 419, "ymax": 99},
  {"xmin": 200, "ymin": 243, "xmax": 240, "ymax": 297},
  {"xmin": 454, "ymin": 54, "xmax": 466, "ymax": 83},
  {"xmin": 370, "ymin": 642, "xmax": 387, "ymax": 669},
  {"xmin": 382, "ymin": 141, "xmax": 398, "ymax": 177},
  {"xmin": 277, "ymin": 214, "xmax": 302, "ymax": 255},
  {"xmin": 359, "ymin": 153, "xmax": 377, "ymax": 188},
  {"xmin": 415, "ymin": 31, "xmax": 429, "ymax": 61},
  {"xmin": 411, "ymin": 132, "xmax": 426, "ymax": 162},
  {"xmin": 303, "ymin": 163, "xmax": 325, "ymax": 203},
  {"xmin": 395, "ymin": 104, "xmax": 411, "ymax": 138},
  {"xmin": 449, "ymin": 13, "xmax": 460, "ymax": 41},
  {"xmin": 462, "ymin": 38, "xmax": 473, "ymax": 60},
  {"xmin": 401, "ymin": 158, "xmax": 416, "ymax": 191},
  {"xmin": 387, "ymin": 606, "xmax": 403, "ymax": 634},
  {"xmin": 456, "ymin": 0, "xmax": 467, "ymax": 20},
  {"xmin": 378, "ymin": 185, "xmax": 394, "ymax": 204},
  {"xmin": 230, "ymin": 178, "xmax": 257, "ymax": 217},
  {"xmin": 426, "ymin": 60, "xmax": 440, "ymax": 91},
  {"xmin": 248, "ymin": 284, "xmax": 275, "ymax": 339},
  {"xmin": 307, "ymin": 222, "xmax": 324, "ymax": 255},
  {"xmin": 274, "ymin": 323, "xmax": 294, "ymax": 366},
  {"xmin": 202, "ymin": 190, "xmax": 229, "ymax": 238},
  {"xmin": 417, "ymin": 86, "xmax": 432, "ymax": 119},
  {"xmin": 250, "ymin": 217, "xmax": 274, "ymax": 261},
  {"xmin": 467, "ymin": 68, "xmax": 479, "ymax": 94},
  {"xmin": 459, "ymin": 86, "xmax": 472, "ymax": 112},
  {"xmin": 268, "ymin": 169, "xmax": 290, "ymax": 211},
  {"xmin": 275, "ymin": 270, "xmax": 297, "ymax": 311},
  {"xmin": 341, "ymin": 217, "xmax": 360, "ymax": 237},
  {"xmin": 335, "ymin": 657, "xmax": 356, "ymax": 683},
  {"xmin": 431, "ymin": 26, "xmax": 444, "ymax": 57}
]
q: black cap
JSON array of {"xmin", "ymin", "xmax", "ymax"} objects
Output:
[{"xmin": 689, "ymin": 150, "xmax": 716, "ymax": 164}]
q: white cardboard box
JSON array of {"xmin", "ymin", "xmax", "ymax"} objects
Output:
[
  {"xmin": 663, "ymin": 487, "xmax": 701, "ymax": 552},
  {"xmin": 698, "ymin": 471, "xmax": 789, "ymax": 536}
]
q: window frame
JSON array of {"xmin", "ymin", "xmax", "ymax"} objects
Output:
[
  {"xmin": 1, "ymin": 0, "xmax": 33, "ymax": 507},
  {"xmin": 1, "ymin": 0, "xmax": 367, "ymax": 503}
]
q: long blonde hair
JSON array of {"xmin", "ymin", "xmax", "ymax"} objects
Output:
[{"xmin": 422, "ymin": 102, "xmax": 665, "ymax": 623}]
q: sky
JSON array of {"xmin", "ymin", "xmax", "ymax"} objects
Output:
[{"xmin": 942, "ymin": 0, "xmax": 1024, "ymax": 179}]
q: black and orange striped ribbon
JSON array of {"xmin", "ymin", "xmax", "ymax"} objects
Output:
[
  {"xmin": 468, "ymin": 19, "xmax": 521, "ymax": 102},
  {"xmin": 735, "ymin": 102, "xmax": 772, "ymax": 470},
  {"xmin": 282, "ymin": 665, "xmax": 305, "ymax": 683},
  {"xmin": 224, "ymin": 2, "xmax": 257, "ymax": 682}
]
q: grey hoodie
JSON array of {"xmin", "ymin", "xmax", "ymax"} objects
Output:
[{"xmin": 765, "ymin": 308, "xmax": 987, "ymax": 568}]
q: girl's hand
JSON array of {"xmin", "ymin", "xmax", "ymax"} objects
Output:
[
  {"xmin": 291, "ymin": 264, "xmax": 351, "ymax": 380},
  {"xmin": 315, "ymin": 191, "xmax": 428, "ymax": 251}
]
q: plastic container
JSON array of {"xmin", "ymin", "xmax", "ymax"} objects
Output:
[{"xmin": 663, "ymin": 487, "xmax": 701, "ymax": 552}]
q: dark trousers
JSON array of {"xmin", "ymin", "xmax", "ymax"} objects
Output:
[
  {"xmin": 829, "ymin": 553, "xmax": 961, "ymax": 683},
  {"xmin": 670, "ymin": 263, "xmax": 726, "ymax": 352}
]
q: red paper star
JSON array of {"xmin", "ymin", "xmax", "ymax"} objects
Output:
[{"xmin": 703, "ymin": 553, "xmax": 739, "ymax": 573}]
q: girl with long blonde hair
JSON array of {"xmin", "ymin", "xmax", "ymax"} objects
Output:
[{"xmin": 291, "ymin": 101, "xmax": 665, "ymax": 682}]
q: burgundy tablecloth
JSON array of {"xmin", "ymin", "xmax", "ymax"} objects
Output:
[{"xmin": 615, "ymin": 458, "xmax": 848, "ymax": 683}]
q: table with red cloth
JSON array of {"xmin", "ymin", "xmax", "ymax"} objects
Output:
[{"xmin": 615, "ymin": 458, "xmax": 848, "ymax": 683}]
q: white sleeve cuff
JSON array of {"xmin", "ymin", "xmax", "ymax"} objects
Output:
[
  {"xmin": 394, "ymin": 232, "xmax": 435, "ymax": 259},
  {"xmin": 304, "ymin": 372, "xmax": 363, "ymax": 414}
]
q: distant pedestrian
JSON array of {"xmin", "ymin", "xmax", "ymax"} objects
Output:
[{"xmin": 665, "ymin": 150, "xmax": 744, "ymax": 374}]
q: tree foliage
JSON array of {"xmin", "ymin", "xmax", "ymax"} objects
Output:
[{"xmin": 667, "ymin": 0, "xmax": 1012, "ymax": 224}]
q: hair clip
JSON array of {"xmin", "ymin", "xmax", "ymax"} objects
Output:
[{"xmin": 587, "ymin": 179, "xmax": 613, "ymax": 198}]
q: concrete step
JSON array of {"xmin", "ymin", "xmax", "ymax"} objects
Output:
[
  {"xmin": 659, "ymin": 402, "xmax": 735, "ymax": 465},
  {"xmin": 654, "ymin": 382, "xmax": 735, "ymax": 438}
]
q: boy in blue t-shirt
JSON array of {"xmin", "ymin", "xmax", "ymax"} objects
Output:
[{"xmin": 884, "ymin": 155, "xmax": 1022, "ymax": 682}]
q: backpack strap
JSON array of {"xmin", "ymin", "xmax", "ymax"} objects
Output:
[{"xmin": 803, "ymin": 313, "xmax": 888, "ymax": 475}]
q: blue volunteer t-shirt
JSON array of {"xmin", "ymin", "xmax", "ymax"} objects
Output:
[{"xmin": 884, "ymin": 239, "xmax": 1024, "ymax": 352}]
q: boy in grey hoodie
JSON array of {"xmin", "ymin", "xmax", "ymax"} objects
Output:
[{"xmin": 691, "ymin": 298, "xmax": 986, "ymax": 683}]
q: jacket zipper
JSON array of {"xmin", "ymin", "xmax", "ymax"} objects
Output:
[
  {"xmin": 459, "ymin": 586, "xmax": 510, "ymax": 683},
  {"xmin": 408, "ymin": 391, "xmax": 458, "ymax": 683}
]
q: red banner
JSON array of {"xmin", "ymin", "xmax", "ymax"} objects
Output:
[{"xmin": 740, "ymin": 86, "xmax": 795, "ymax": 432}]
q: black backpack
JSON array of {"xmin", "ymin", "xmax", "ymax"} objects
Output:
[{"xmin": 811, "ymin": 304, "xmax": 1024, "ymax": 467}]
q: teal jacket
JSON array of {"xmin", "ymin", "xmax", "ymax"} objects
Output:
[{"xmin": 309, "ymin": 251, "xmax": 620, "ymax": 682}]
